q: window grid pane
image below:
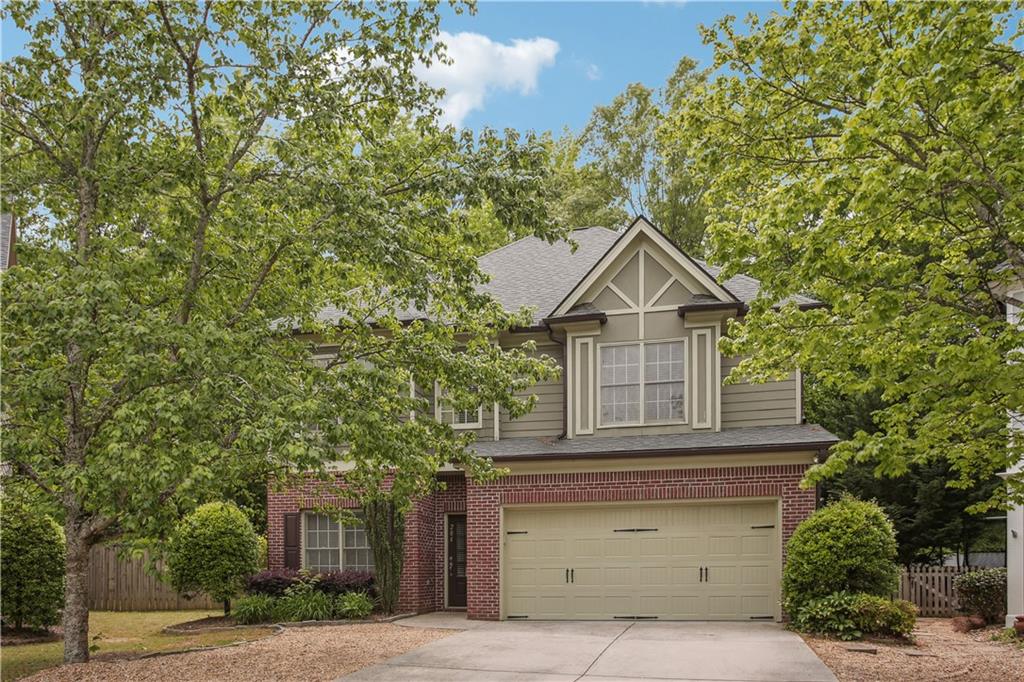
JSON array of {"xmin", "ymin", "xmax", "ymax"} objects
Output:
[
  {"xmin": 304, "ymin": 513, "xmax": 341, "ymax": 572},
  {"xmin": 600, "ymin": 344, "xmax": 641, "ymax": 424},
  {"xmin": 644, "ymin": 342, "xmax": 685, "ymax": 422}
]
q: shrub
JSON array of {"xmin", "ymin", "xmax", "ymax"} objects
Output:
[
  {"xmin": 256, "ymin": 536, "xmax": 268, "ymax": 569},
  {"xmin": 793, "ymin": 592, "xmax": 862, "ymax": 640},
  {"xmin": 792, "ymin": 592, "xmax": 915, "ymax": 640},
  {"xmin": 318, "ymin": 570, "xmax": 375, "ymax": 596},
  {"xmin": 783, "ymin": 496, "xmax": 899, "ymax": 613},
  {"xmin": 246, "ymin": 569, "xmax": 299, "ymax": 597},
  {"xmin": 233, "ymin": 594, "xmax": 278, "ymax": 624},
  {"xmin": 954, "ymin": 568, "xmax": 1007, "ymax": 624},
  {"xmin": 167, "ymin": 502, "xmax": 260, "ymax": 613},
  {"xmin": 850, "ymin": 594, "xmax": 916, "ymax": 638},
  {"xmin": 277, "ymin": 578, "xmax": 335, "ymax": 621},
  {"xmin": 0, "ymin": 503, "xmax": 65, "ymax": 630},
  {"xmin": 337, "ymin": 591, "xmax": 375, "ymax": 619}
]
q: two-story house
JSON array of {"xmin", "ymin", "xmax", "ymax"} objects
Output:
[{"xmin": 267, "ymin": 217, "xmax": 838, "ymax": 622}]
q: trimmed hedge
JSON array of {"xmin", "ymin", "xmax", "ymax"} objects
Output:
[
  {"xmin": 167, "ymin": 502, "xmax": 260, "ymax": 609},
  {"xmin": 232, "ymin": 588, "xmax": 376, "ymax": 624},
  {"xmin": 783, "ymin": 496, "xmax": 899, "ymax": 613},
  {"xmin": 0, "ymin": 503, "xmax": 65, "ymax": 630},
  {"xmin": 953, "ymin": 568, "xmax": 1006, "ymax": 624}
]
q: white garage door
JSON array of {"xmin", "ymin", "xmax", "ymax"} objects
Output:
[{"xmin": 502, "ymin": 500, "xmax": 779, "ymax": 621}]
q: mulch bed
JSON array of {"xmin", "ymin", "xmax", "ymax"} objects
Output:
[
  {"xmin": 168, "ymin": 616, "xmax": 237, "ymax": 631},
  {"xmin": 1, "ymin": 627, "xmax": 62, "ymax": 646}
]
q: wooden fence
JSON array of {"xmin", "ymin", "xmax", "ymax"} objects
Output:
[
  {"xmin": 87, "ymin": 545, "xmax": 219, "ymax": 611},
  {"xmin": 897, "ymin": 566, "xmax": 973, "ymax": 617}
]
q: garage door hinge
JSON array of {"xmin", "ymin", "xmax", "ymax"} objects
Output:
[
  {"xmin": 750, "ymin": 524, "xmax": 775, "ymax": 529},
  {"xmin": 507, "ymin": 615, "xmax": 529, "ymax": 619},
  {"xmin": 505, "ymin": 531, "xmax": 528, "ymax": 535},
  {"xmin": 750, "ymin": 615, "xmax": 774, "ymax": 620},
  {"xmin": 613, "ymin": 615, "xmax": 659, "ymax": 620}
]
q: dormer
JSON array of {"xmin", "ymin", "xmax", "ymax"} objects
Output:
[{"xmin": 546, "ymin": 217, "xmax": 742, "ymax": 438}]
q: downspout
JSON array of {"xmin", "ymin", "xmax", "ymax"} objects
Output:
[{"xmin": 547, "ymin": 324, "xmax": 568, "ymax": 440}]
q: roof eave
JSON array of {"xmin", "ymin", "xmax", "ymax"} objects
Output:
[{"xmin": 487, "ymin": 439, "xmax": 838, "ymax": 462}]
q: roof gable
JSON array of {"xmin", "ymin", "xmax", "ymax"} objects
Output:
[{"xmin": 551, "ymin": 216, "xmax": 737, "ymax": 317}]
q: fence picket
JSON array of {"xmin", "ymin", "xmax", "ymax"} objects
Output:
[
  {"xmin": 897, "ymin": 566, "xmax": 974, "ymax": 617},
  {"xmin": 86, "ymin": 545, "xmax": 218, "ymax": 612}
]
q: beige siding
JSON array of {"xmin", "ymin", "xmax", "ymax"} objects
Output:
[
  {"xmin": 720, "ymin": 356, "xmax": 798, "ymax": 428},
  {"xmin": 500, "ymin": 343, "xmax": 565, "ymax": 438}
]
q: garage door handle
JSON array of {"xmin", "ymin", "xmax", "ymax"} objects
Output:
[
  {"xmin": 565, "ymin": 568, "xmax": 569, "ymax": 584},
  {"xmin": 571, "ymin": 568, "xmax": 574, "ymax": 583}
]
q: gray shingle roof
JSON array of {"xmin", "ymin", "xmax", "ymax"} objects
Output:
[
  {"xmin": 471, "ymin": 424, "xmax": 838, "ymax": 460},
  {"xmin": 478, "ymin": 227, "xmax": 620, "ymax": 325}
]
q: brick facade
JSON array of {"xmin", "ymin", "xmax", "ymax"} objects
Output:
[{"xmin": 267, "ymin": 461, "xmax": 815, "ymax": 620}]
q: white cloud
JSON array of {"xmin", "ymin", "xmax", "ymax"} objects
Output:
[
  {"xmin": 416, "ymin": 31, "xmax": 559, "ymax": 127},
  {"xmin": 585, "ymin": 63, "xmax": 602, "ymax": 81}
]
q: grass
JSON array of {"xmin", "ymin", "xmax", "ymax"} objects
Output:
[
  {"xmin": 991, "ymin": 627, "xmax": 1024, "ymax": 650},
  {"xmin": 1, "ymin": 610, "xmax": 273, "ymax": 681}
]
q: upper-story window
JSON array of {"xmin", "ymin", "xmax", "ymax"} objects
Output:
[
  {"xmin": 434, "ymin": 384, "xmax": 483, "ymax": 429},
  {"xmin": 599, "ymin": 340, "xmax": 686, "ymax": 427}
]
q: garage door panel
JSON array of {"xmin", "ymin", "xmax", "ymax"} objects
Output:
[{"xmin": 503, "ymin": 501, "xmax": 780, "ymax": 621}]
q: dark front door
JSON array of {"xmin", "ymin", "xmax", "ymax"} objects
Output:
[{"xmin": 447, "ymin": 514, "xmax": 467, "ymax": 608}]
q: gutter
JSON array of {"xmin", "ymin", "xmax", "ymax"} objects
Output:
[
  {"xmin": 676, "ymin": 300, "xmax": 828, "ymax": 319},
  {"xmin": 546, "ymin": 324, "xmax": 568, "ymax": 440},
  {"xmin": 487, "ymin": 439, "xmax": 840, "ymax": 463}
]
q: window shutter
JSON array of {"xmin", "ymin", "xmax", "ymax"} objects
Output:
[{"xmin": 283, "ymin": 513, "xmax": 300, "ymax": 570}]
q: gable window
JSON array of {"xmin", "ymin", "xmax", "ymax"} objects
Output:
[
  {"xmin": 434, "ymin": 383, "xmax": 483, "ymax": 429},
  {"xmin": 303, "ymin": 512, "xmax": 375, "ymax": 573},
  {"xmin": 599, "ymin": 341, "xmax": 686, "ymax": 426}
]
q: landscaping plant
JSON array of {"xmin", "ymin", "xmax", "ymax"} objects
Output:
[
  {"xmin": 0, "ymin": 500, "xmax": 65, "ymax": 630},
  {"xmin": 337, "ymin": 591, "xmax": 375, "ymax": 620},
  {"xmin": 245, "ymin": 569, "xmax": 300, "ymax": 598},
  {"xmin": 782, "ymin": 497, "xmax": 900, "ymax": 613},
  {"xmin": 954, "ymin": 568, "xmax": 1008, "ymax": 624},
  {"xmin": 363, "ymin": 496, "xmax": 405, "ymax": 615},
  {"xmin": 792, "ymin": 592, "xmax": 916, "ymax": 641},
  {"xmin": 167, "ymin": 503, "xmax": 260, "ymax": 615},
  {"xmin": 277, "ymin": 578, "xmax": 335, "ymax": 622},
  {"xmin": 232, "ymin": 595, "xmax": 278, "ymax": 625}
]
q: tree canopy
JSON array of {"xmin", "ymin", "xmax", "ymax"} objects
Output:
[
  {"xmin": 1, "ymin": 1, "xmax": 560, "ymax": 662},
  {"xmin": 548, "ymin": 57, "xmax": 709, "ymax": 251},
  {"xmin": 665, "ymin": 1, "xmax": 1024, "ymax": 509}
]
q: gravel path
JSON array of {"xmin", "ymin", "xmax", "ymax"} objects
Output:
[
  {"xmin": 803, "ymin": 618, "xmax": 1023, "ymax": 682},
  {"xmin": 25, "ymin": 623, "xmax": 453, "ymax": 682}
]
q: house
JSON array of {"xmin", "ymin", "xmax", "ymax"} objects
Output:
[{"xmin": 267, "ymin": 216, "xmax": 839, "ymax": 621}]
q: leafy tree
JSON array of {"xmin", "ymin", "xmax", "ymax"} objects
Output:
[
  {"xmin": 0, "ymin": 498, "xmax": 65, "ymax": 630},
  {"xmin": 665, "ymin": 1, "xmax": 1024, "ymax": 509},
  {"xmin": 1, "ymin": 2, "xmax": 561, "ymax": 662},
  {"xmin": 550, "ymin": 58, "xmax": 709, "ymax": 251},
  {"xmin": 167, "ymin": 502, "xmax": 259, "ymax": 615},
  {"xmin": 806, "ymin": 376, "xmax": 1001, "ymax": 566}
]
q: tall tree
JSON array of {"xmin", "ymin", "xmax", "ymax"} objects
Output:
[
  {"xmin": 550, "ymin": 58, "xmax": 709, "ymax": 251},
  {"xmin": 664, "ymin": 1, "xmax": 1024, "ymax": 509},
  {"xmin": 1, "ymin": 1, "xmax": 561, "ymax": 662}
]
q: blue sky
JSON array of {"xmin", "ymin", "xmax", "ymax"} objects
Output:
[
  {"xmin": 1, "ymin": 1, "xmax": 779, "ymax": 134},
  {"xmin": 431, "ymin": 1, "xmax": 778, "ymax": 132}
]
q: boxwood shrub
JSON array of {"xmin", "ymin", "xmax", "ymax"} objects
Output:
[
  {"xmin": 782, "ymin": 496, "xmax": 899, "ymax": 614},
  {"xmin": 0, "ymin": 502, "xmax": 65, "ymax": 630},
  {"xmin": 953, "ymin": 568, "xmax": 1007, "ymax": 624}
]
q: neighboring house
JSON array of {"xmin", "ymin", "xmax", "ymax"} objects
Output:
[
  {"xmin": 1002, "ymin": 273, "xmax": 1024, "ymax": 627},
  {"xmin": 267, "ymin": 217, "xmax": 839, "ymax": 621},
  {"xmin": 0, "ymin": 212, "xmax": 15, "ymax": 271}
]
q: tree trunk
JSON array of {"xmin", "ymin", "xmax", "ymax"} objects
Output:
[
  {"xmin": 223, "ymin": 599, "xmax": 230, "ymax": 616},
  {"xmin": 62, "ymin": 525, "xmax": 92, "ymax": 663}
]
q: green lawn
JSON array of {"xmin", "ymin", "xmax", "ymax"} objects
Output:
[{"xmin": 1, "ymin": 611, "xmax": 272, "ymax": 681}]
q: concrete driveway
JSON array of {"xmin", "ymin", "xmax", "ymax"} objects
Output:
[{"xmin": 339, "ymin": 614, "xmax": 837, "ymax": 682}]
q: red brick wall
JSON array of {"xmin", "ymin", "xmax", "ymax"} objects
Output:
[
  {"xmin": 464, "ymin": 463, "xmax": 815, "ymax": 620},
  {"xmin": 268, "ymin": 462, "xmax": 817, "ymax": 621}
]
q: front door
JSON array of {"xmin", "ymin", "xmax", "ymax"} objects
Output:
[{"xmin": 447, "ymin": 514, "xmax": 467, "ymax": 608}]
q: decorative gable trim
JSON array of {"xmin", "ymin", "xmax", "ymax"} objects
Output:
[{"xmin": 550, "ymin": 216, "xmax": 737, "ymax": 318}]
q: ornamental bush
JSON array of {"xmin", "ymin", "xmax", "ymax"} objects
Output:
[
  {"xmin": 167, "ymin": 502, "xmax": 260, "ymax": 613},
  {"xmin": 953, "ymin": 568, "xmax": 1007, "ymax": 624},
  {"xmin": 792, "ymin": 592, "xmax": 916, "ymax": 640},
  {"xmin": 318, "ymin": 570, "xmax": 375, "ymax": 596},
  {"xmin": 782, "ymin": 496, "xmax": 899, "ymax": 613},
  {"xmin": 337, "ymin": 591, "xmax": 375, "ymax": 619},
  {"xmin": 0, "ymin": 503, "xmax": 65, "ymax": 630},
  {"xmin": 232, "ymin": 594, "xmax": 278, "ymax": 624},
  {"xmin": 245, "ymin": 568, "xmax": 300, "ymax": 597}
]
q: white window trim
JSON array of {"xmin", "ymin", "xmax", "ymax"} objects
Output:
[
  {"xmin": 574, "ymin": 336, "xmax": 595, "ymax": 435},
  {"xmin": 596, "ymin": 338, "xmax": 689, "ymax": 429},
  {"xmin": 433, "ymin": 381, "xmax": 484, "ymax": 430},
  {"xmin": 300, "ymin": 510, "xmax": 374, "ymax": 573}
]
